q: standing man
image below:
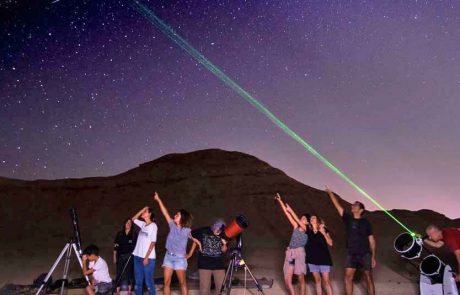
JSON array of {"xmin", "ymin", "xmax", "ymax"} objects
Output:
[
  {"xmin": 326, "ymin": 186, "xmax": 376, "ymax": 295},
  {"xmin": 424, "ymin": 225, "xmax": 460, "ymax": 281}
]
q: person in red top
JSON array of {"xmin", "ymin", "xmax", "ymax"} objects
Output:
[{"xmin": 424, "ymin": 225, "xmax": 460, "ymax": 281}]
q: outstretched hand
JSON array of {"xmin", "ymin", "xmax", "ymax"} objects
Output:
[
  {"xmin": 274, "ymin": 193, "xmax": 281, "ymax": 201},
  {"xmin": 153, "ymin": 192, "xmax": 160, "ymax": 202},
  {"xmin": 325, "ymin": 185, "xmax": 332, "ymax": 194}
]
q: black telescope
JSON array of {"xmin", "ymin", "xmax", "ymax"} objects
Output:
[
  {"xmin": 69, "ymin": 208, "xmax": 83, "ymax": 255},
  {"xmin": 420, "ymin": 255, "xmax": 446, "ymax": 284},
  {"xmin": 394, "ymin": 232, "xmax": 423, "ymax": 259}
]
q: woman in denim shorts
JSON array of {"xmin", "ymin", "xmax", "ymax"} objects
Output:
[
  {"xmin": 305, "ymin": 214, "xmax": 334, "ymax": 295},
  {"xmin": 275, "ymin": 193, "xmax": 309, "ymax": 295},
  {"xmin": 153, "ymin": 192, "xmax": 202, "ymax": 295}
]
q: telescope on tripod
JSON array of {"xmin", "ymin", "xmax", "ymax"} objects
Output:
[
  {"xmin": 394, "ymin": 232, "xmax": 458, "ymax": 295},
  {"xmin": 35, "ymin": 208, "xmax": 90, "ymax": 295},
  {"xmin": 219, "ymin": 215, "xmax": 265, "ymax": 295}
]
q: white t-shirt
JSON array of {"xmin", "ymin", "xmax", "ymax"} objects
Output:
[
  {"xmin": 88, "ymin": 257, "xmax": 111, "ymax": 283},
  {"xmin": 133, "ymin": 219, "xmax": 158, "ymax": 259}
]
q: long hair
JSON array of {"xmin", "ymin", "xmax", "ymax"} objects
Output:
[
  {"xmin": 179, "ymin": 209, "xmax": 193, "ymax": 228},
  {"xmin": 119, "ymin": 218, "xmax": 134, "ymax": 238},
  {"xmin": 309, "ymin": 213, "xmax": 320, "ymax": 230},
  {"xmin": 301, "ymin": 212, "xmax": 310, "ymax": 225}
]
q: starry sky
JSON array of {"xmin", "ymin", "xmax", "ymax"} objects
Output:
[{"xmin": 1, "ymin": 0, "xmax": 459, "ymax": 218}]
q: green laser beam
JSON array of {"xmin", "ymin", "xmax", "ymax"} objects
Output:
[{"xmin": 130, "ymin": 0, "xmax": 415, "ymax": 235}]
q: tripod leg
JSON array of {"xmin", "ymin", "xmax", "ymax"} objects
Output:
[
  {"xmin": 35, "ymin": 244, "xmax": 70, "ymax": 295},
  {"xmin": 71, "ymin": 243, "xmax": 91, "ymax": 285},
  {"xmin": 220, "ymin": 259, "xmax": 233, "ymax": 294},
  {"xmin": 243, "ymin": 265, "xmax": 265, "ymax": 294},
  {"xmin": 59, "ymin": 242, "xmax": 73, "ymax": 295},
  {"xmin": 226, "ymin": 260, "xmax": 235, "ymax": 295},
  {"xmin": 112, "ymin": 254, "xmax": 133, "ymax": 294}
]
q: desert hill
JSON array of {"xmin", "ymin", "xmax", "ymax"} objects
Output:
[{"xmin": 0, "ymin": 149, "xmax": 458, "ymax": 293}]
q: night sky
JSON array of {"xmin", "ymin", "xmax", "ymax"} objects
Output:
[{"xmin": 1, "ymin": 1, "xmax": 459, "ymax": 218}]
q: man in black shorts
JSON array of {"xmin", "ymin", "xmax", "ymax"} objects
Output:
[{"xmin": 326, "ymin": 186, "xmax": 376, "ymax": 295}]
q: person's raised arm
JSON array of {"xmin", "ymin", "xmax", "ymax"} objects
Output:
[
  {"xmin": 319, "ymin": 223, "xmax": 333, "ymax": 247},
  {"xmin": 153, "ymin": 192, "xmax": 172, "ymax": 223},
  {"xmin": 325, "ymin": 186, "xmax": 344, "ymax": 217},
  {"xmin": 132, "ymin": 206, "xmax": 148, "ymax": 222},
  {"xmin": 369, "ymin": 235, "xmax": 377, "ymax": 268},
  {"xmin": 285, "ymin": 203, "xmax": 307, "ymax": 231},
  {"xmin": 275, "ymin": 193, "xmax": 298, "ymax": 228}
]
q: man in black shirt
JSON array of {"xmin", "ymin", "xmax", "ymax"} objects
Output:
[
  {"xmin": 326, "ymin": 186, "xmax": 376, "ymax": 295},
  {"xmin": 190, "ymin": 219, "xmax": 228, "ymax": 295}
]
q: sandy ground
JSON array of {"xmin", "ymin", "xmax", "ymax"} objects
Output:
[{"xmin": 1, "ymin": 248, "xmax": 419, "ymax": 295}]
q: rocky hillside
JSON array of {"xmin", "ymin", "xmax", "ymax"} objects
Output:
[{"xmin": 0, "ymin": 149, "xmax": 458, "ymax": 286}]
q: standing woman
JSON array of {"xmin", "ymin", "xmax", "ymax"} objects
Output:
[
  {"xmin": 305, "ymin": 215, "xmax": 333, "ymax": 295},
  {"xmin": 114, "ymin": 218, "xmax": 138, "ymax": 295},
  {"xmin": 275, "ymin": 193, "xmax": 308, "ymax": 295},
  {"xmin": 132, "ymin": 207, "xmax": 158, "ymax": 295},
  {"xmin": 153, "ymin": 192, "xmax": 202, "ymax": 295},
  {"xmin": 190, "ymin": 219, "xmax": 228, "ymax": 295}
]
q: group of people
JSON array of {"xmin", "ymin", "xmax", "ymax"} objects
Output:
[
  {"xmin": 80, "ymin": 188, "xmax": 460, "ymax": 295},
  {"xmin": 276, "ymin": 186, "xmax": 376, "ymax": 295},
  {"xmin": 276, "ymin": 186, "xmax": 460, "ymax": 295},
  {"xmin": 82, "ymin": 192, "xmax": 228, "ymax": 295}
]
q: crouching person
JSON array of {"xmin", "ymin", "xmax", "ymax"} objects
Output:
[{"xmin": 82, "ymin": 244, "xmax": 113, "ymax": 295}]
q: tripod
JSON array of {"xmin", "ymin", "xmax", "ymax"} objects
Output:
[
  {"xmin": 219, "ymin": 247, "xmax": 264, "ymax": 295},
  {"xmin": 35, "ymin": 238, "xmax": 90, "ymax": 295},
  {"xmin": 112, "ymin": 254, "xmax": 134, "ymax": 294}
]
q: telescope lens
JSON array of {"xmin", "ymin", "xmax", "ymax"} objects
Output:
[{"xmin": 420, "ymin": 255, "xmax": 442, "ymax": 277}]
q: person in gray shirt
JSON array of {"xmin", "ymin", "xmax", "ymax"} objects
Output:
[
  {"xmin": 275, "ymin": 193, "xmax": 309, "ymax": 295},
  {"xmin": 153, "ymin": 192, "xmax": 202, "ymax": 295}
]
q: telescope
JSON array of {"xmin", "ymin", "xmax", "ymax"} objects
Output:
[
  {"xmin": 69, "ymin": 208, "xmax": 83, "ymax": 255},
  {"xmin": 220, "ymin": 214, "xmax": 249, "ymax": 243},
  {"xmin": 393, "ymin": 232, "xmax": 458, "ymax": 295},
  {"xmin": 218, "ymin": 215, "xmax": 265, "ymax": 294},
  {"xmin": 36, "ymin": 208, "xmax": 90, "ymax": 295},
  {"xmin": 394, "ymin": 232, "xmax": 423, "ymax": 259}
]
